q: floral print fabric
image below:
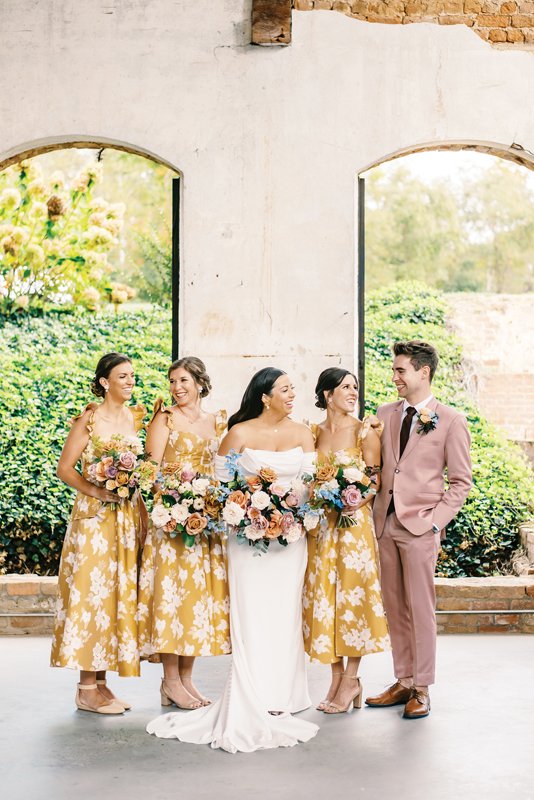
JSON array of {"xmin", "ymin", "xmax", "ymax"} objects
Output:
[
  {"xmin": 303, "ymin": 417, "xmax": 390, "ymax": 664},
  {"xmin": 137, "ymin": 402, "xmax": 231, "ymax": 659},
  {"xmin": 50, "ymin": 404, "xmax": 146, "ymax": 676}
]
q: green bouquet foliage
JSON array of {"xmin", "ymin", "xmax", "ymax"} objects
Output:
[{"xmin": 365, "ymin": 283, "xmax": 533, "ymax": 577}]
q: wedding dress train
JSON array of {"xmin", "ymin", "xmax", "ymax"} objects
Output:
[{"xmin": 146, "ymin": 447, "xmax": 319, "ymax": 753}]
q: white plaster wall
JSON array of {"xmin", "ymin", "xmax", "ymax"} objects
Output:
[{"xmin": 1, "ymin": 2, "xmax": 534, "ymax": 418}]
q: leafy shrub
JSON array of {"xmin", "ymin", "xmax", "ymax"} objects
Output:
[
  {"xmin": 0, "ymin": 160, "xmax": 132, "ymax": 315},
  {"xmin": 1, "ymin": 284, "xmax": 532, "ymax": 576},
  {"xmin": 0, "ymin": 308, "xmax": 170, "ymax": 574},
  {"xmin": 365, "ymin": 282, "xmax": 533, "ymax": 577}
]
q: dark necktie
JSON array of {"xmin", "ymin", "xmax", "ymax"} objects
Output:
[
  {"xmin": 387, "ymin": 406, "xmax": 417, "ymax": 516},
  {"xmin": 399, "ymin": 406, "xmax": 417, "ymax": 457}
]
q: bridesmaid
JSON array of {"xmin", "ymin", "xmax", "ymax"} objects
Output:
[
  {"xmin": 303, "ymin": 367, "xmax": 389, "ymax": 713},
  {"xmin": 137, "ymin": 357, "xmax": 230, "ymax": 709},
  {"xmin": 51, "ymin": 353, "xmax": 146, "ymax": 714}
]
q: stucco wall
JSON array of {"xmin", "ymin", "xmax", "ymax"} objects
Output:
[{"xmin": 2, "ymin": 2, "xmax": 534, "ymax": 417}]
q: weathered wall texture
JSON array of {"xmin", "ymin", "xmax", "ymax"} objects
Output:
[
  {"xmin": 294, "ymin": 1, "xmax": 534, "ymax": 47},
  {"xmin": 2, "ymin": 2, "xmax": 534, "ymax": 415},
  {"xmin": 448, "ymin": 294, "xmax": 534, "ymax": 456}
]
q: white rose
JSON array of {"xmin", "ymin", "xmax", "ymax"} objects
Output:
[
  {"xmin": 245, "ymin": 525, "xmax": 264, "ymax": 541},
  {"xmin": 284, "ymin": 523, "xmax": 303, "ymax": 543},
  {"xmin": 343, "ymin": 467, "xmax": 364, "ymax": 484},
  {"xmin": 324, "ymin": 479, "xmax": 339, "ymax": 492},
  {"xmin": 179, "ymin": 481, "xmax": 192, "ymax": 492},
  {"xmin": 192, "ymin": 478, "xmax": 210, "ymax": 496},
  {"xmin": 151, "ymin": 504, "xmax": 171, "ymax": 528},
  {"xmin": 170, "ymin": 503, "xmax": 189, "ymax": 523},
  {"xmin": 334, "ymin": 450, "xmax": 352, "ymax": 466},
  {"xmin": 193, "ymin": 498, "xmax": 205, "ymax": 511},
  {"xmin": 223, "ymin": 501, "xmax": 246, "ymax": 526},
  {"xmin": 304, "ymin": 512, "xmax": 320, "ymax": 531},
  {"xmin": 251, "ymin": 490, "xmax": 270, "ymax": 510}
]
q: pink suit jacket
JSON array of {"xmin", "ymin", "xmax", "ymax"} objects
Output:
[{"xmin": 373, "ymin": 397, "xmax": 472, "ymax": 538}]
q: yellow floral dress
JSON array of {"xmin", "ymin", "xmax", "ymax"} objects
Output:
[
  {"xmin": 137, "ymin": 401, "xmax": 231, "ymax": 659},
  {"xmin": 50, "ymin": 404, "xmax": 146, "ymax": 677},
  {"xmin": 303, "ymin": 418, "xmax": 390, "ymax": 664}
]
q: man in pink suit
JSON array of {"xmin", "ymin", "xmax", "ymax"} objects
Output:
[{"xmin": 366, "ymin": 341, "xmax": 472, "ymax": 718}]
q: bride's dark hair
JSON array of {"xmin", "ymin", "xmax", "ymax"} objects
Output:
[{"xmin": 228, "ymin": 367, "xmax": 286, "ymax": 430}]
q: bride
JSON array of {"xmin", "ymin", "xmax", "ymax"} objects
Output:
[{"xmin": 146, "ymin": 367, "xmax": 319, "ymax": 753}]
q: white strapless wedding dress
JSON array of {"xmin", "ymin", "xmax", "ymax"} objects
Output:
[{"xmin": 146, "ymin": 447, "xmax": 319, "ymax": 754}]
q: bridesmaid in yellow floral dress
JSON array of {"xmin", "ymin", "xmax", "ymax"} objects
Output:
[
  {"xmin": 51, "ymin": 353, "xmax": 146, "ymax": 714},
  {"xmin": 137, "ymin": 357, "xmax": 230, "ymax": 710},
  {"xmin": 303, "ymin": 367, "xmax": 389, "ymax": 714}
]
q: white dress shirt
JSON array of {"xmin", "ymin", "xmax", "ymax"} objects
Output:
[{"xmin": 402, "ymin": 395, "xmax": 434, "ymax": 436}]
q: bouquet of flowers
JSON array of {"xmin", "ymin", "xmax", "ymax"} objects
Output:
[
  {"xmin": 219, "ymin": 451, "xmax": 310, "ymax": 555},
  {"xmin": 307, "ymin": 451, "xmax": 377, "ymax": 529},
  {"xmin": 150, "ymin": 462, "xmax": 223, "ymax": 547},
  {"xmin": 88, "ymin": 434, "xmax": 158, "ymax": 505}
]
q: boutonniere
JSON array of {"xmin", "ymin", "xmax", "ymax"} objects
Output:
[{"xmin": 416, "ymin": 407, "xmax": 439, "ymax": 435}]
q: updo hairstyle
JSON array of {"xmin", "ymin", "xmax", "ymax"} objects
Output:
[
  {"xmin": 91, "ymin": 353, "xmax": 132, "ymax": 398},
  {"xmin": 168, "ymin": 356, "xmax": 212, "ymax": 398},
  {"xmin": 314, "ymin": 367, "xmax": 358, "ymax": 409},
  {"xmin": 228, "ymin": 367, "xmax": 286, "ymax": 429}
]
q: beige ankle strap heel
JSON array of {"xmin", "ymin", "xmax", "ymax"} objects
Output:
[
  {"xmin": 96, "ymin": 679, "xmax": 131, "ymax": 711},
  {"xmin": 75, "ymin": 683, "xmax": 124, "ymax": 715}
]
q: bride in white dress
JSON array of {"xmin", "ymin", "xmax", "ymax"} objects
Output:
[{"xmin": 147, "ymin": 368, "xmax": 319, "ymax": 753}]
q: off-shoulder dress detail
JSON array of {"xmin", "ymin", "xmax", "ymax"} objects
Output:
[
  {"xmin": 50, "ymin": 404, "xmax": 146, "ymax": 677},
  {"xmin": 146, "ymin": 447, "xmax": 319, "ymax": 753},
  {"xmin": 303, "ymin": 418, "xmax": 390, "ymax": 664},
  {"xmin": 137, "ymin": 403, "xmax": 230, "ymax": 659}
]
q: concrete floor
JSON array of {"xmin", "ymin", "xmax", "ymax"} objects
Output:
[{"xmin": 1, "ymin": 636, "xmax": 533, "ymax": 800}]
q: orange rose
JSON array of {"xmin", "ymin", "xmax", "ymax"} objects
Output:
[
  {"xmin": 265, "ymin": 509, "xmax": 283, "ymax": 539},
  {"xmin": 164, "ymin": 519, "xmax": 177, "ymax": 533},
  {"xmin": 258, "ymin": 467, "xmax": 277, "ymax": 484},
  {"xmin": 316, "ymin": 463, "xmax": 337, "ymax": 482},
  {"xmin": 116, "ymin": 471, "xmax": 129, "ymax": 486},
  {"xmin": 228, "ymin": 490, "xmax": 249, "ymax": 509},
  {"xmin": 246, "ymin": 475, "xmax": 263, "ymax": 492},
  {"xmin": 185, "ymin": 513, "xmax": 208, "ymax": 535},
  {"xmin": 247, "ymin": 506, "xmax": 262, "ymax": 523}
]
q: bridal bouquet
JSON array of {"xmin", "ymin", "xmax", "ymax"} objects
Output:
[
  {"xmin": 306, "ymin": 451, "xmax": 377, "ymax": 529},
  {"xmin": 150, "ymin": 462, "xmax": 223, "ymax": 547},
  {"xmin": 88, "ymin": 434, "xmax": 158, "ymax": 504},
  {"xmin": 219, "ymin": 451, "xmax": 310, "ymax": 555}
]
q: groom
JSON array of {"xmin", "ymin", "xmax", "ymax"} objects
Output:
[{"xmin": 366, "ymin": 340, "xmax": 472, "ymax": 719}]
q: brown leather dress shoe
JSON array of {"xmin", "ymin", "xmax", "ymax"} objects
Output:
[
  {"xmin": 365, "ymin": 681, "xmax": 412, "ymax": 707},
  {"xmin": 403, "ymin": 689, "xmax": 431, "ymax": 719}
]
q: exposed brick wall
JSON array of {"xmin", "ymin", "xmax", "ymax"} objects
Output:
[
  {"xmin": 2, "ymin": 574, "xmax": 533, "ymax": 635},
  {"xmin": 293, "ymin": 1, "xmax": 534, "ymax": 47}
]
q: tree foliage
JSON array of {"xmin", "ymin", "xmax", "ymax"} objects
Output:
[{"xmin": 366, "ymin": 160, "xmax": 534, "ymax": 293}]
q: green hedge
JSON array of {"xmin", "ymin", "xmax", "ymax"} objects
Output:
[
  {"xmin": 365, "ymin": 283, "xmax": 533, "ymax": 577},
  {"xmin": 1, "ymin": 286, "xmax": 532, "ymax": 576},
  {"xmin": 0, "ymin": 309, "xmax": 169, "ymax": 574}
]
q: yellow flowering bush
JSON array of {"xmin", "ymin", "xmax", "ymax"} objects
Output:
[{"xmin": 0, "ymin": 160, "xmax": 133, "ymax": 315}]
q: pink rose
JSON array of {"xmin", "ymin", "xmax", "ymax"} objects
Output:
[
  {"xmin": 280, "ymin": 512, "xmax": 295, "ymax": 532},
  {"xmin": 250, "ymin": 514, "xmax": 269, "ymax": 533},
  {"xmin": 119, "ymin": 450, "xmax": 136, "ymax": 470},
  {"xmin": 284, "ymin": 493, "xmax": 299, "ymax": 509},
  {"xmin": 270, "ymin": 482, "xmax": 287, "ymax": 497},
  {"xmin": 341, "ymin": 486, "xmax": 363, "ymax": 509},
  {"xmin": 180, "ymin": 466, "xmax": 195, "ymax": 482}
]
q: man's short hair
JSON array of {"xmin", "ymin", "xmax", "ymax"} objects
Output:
[{"xmin": 393, "ymin": 340, "xmax": 439, "ymax": 383}]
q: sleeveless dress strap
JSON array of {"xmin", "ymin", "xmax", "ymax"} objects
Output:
[
  {"xmin": 70, "ymin": 402, "xmax": 99, "ymax": 434},
  {"xmin": 149, "ymin": 398, "xmax": 174, "ymax": 430},
  {"xmin": 215, "ymin": 409, "xmax": 227, "ymax": 438},
  {"xmin": 357, "ymin": 415, "xmax": 383, "ymax": 445},
  {"xmin": 130, "ymin": 404, "xmax": 147, "ymax": 433}
]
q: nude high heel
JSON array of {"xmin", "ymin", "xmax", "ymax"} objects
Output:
[
  {"xmin": 75, "ymin": 683, "xmax": 124, "ymax": 715},
  {"xmin": 160, "ymin": 679, "xmax": 202, "ymax": 710},
  {"xmin": 324, "ymin": 676, "xmax": 363, "ymax": 714},
  {"xmin": 96, "ymin": 679, "xmax": 131, "ymax": 711}
]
